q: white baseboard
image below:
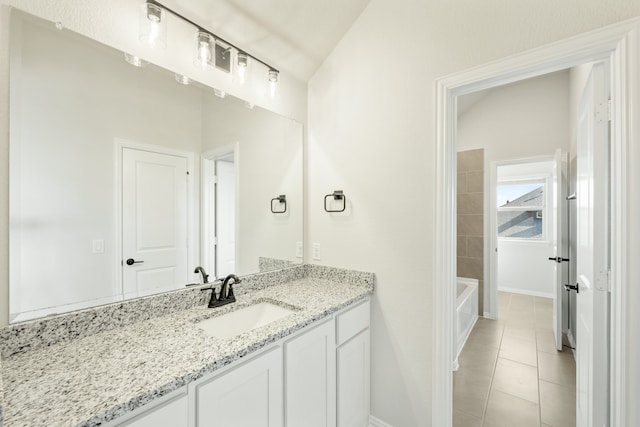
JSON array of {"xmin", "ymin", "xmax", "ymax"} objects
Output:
[
  {"xmin": 498, "ymin": 286, "xmax": 554, "ymax": 299},
  {"xmin": 369, "ymin": 415, "xmax": 393, "ymax": 427}
]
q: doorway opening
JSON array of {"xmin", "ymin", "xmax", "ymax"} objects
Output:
[
  {"xmin": 433, "ymin": 19, "xmax": 638, "ymax": 427},
  {"xmin": 202, "ymin": 144, "xmax": 239, "ymax": 280}
]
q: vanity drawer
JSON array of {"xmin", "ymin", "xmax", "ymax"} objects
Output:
[{"xmin": 336, "ymin": 299, "xmax": 370, "ymax": 346}]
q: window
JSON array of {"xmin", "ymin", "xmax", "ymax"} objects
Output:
[{"xmin": 496, "ymin": 182, "xmax": 545, "ymax": 239}]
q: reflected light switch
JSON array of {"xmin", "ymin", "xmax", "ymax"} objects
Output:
[{"xmin": 92, "ymin": 239, "xmax": 105, "ymax": 254}]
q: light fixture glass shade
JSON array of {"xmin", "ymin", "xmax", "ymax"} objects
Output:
[
  {"xmin": 139, "ymin": 3, "xmax": 167, "ymax": 49},
  {"xmin": 234, "ymin": 51, "xmax": 250, "ymax": 85},
  {"xmin": 194, "ymin": 31, "xmax": 214, "ymax": 69},
  {"xmin": 268, "ymin": 69, "xmax": 279, "ymax": 98},
  {"xmin": 175, "ymin": 73, "xmax": 190, "ymax": 85},
  {"xmin": 124, "ymin": 52, "xmax": 148, "ymax": 67}
]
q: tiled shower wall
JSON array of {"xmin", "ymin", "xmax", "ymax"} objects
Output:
[{"xmin": 457, "ymin": 149, "xmax": 484, "ymax": 315}]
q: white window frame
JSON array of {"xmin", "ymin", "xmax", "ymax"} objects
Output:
[{"xmin": 496, "ymin": 177, "xmax": 548, "ymax": 242}]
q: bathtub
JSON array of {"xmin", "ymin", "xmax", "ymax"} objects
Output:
[{"xmin": 454, "ymin": 277, "xmax": 479, "ymax": 370}]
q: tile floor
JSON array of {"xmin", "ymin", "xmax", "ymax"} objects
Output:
[{"xmin": 453, "ymin": 292, "xmax": 576, "ymax": 427}]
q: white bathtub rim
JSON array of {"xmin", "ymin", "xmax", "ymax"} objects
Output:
[{"xmin": 453, "ymin": 277, "xmax": 479, "ymax": 370}]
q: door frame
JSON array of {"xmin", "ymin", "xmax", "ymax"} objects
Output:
[
  {"xmin": 433, "ymin": 19, "xmax": 640, "ymax": 426},
  {"xmin": 201, "ymin": 142, "xmax": 239, "ymax": 279},
  {"xmin": 491, "ymin": 156, "xmax": 556, "ymax": 304},
  {"xmin": 114, "ymin": 139, "xmax": 197, "ymax": 296}
]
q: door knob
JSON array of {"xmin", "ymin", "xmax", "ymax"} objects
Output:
[
  {"xmin": 125, "ymin": 258, "xmax": 144, "ymax": 266},
  {"xmin": 548, "ymin": 256, "xmax": 570, "ymax": 263}
]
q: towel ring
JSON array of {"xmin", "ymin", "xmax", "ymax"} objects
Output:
[
  {"xmin": 324, "ymin": 190, "xmax": 346, "ymax": 213},
  {"xmin": 271, "ymin": 195, "xmax": 287, "ymax": 213}
]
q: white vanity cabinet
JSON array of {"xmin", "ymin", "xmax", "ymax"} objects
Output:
[
  {"xmin": 108, "ymin": 297, "xmax": 370, "ymax": 427},
  {"xmin": 336, "ymin": 300, "xmax": 371, "ymax": 427},
  {"xmin": 191, "ymin": 346, "xmax": 283, "ymax": 427},
  {"xmin": 284, "ymin": 319, "xmax": 336, "ymax": 427}
]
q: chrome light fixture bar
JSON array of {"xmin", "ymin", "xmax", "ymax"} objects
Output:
[{"xmin": 143, "ymin": 0, "xmax": 279, "ymax": 83}]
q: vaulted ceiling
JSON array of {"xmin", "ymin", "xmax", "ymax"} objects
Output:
[{"xmin": 167, "ymin": 0, "xmax": 371, "ymax": 82}]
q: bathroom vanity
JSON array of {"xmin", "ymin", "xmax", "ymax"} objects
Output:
[{"xmin": 0, "ymin": 265, "xmax": 373, "ymax": 427}]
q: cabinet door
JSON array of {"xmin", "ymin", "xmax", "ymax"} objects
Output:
[
  {"xmin": 118, "ymin": 392, "xmax": 188, "ymax": 427},
  {"xmin": 195, "ymin": 347, "xmax": 283, "ymax": 427},
  {"xmin": 285, "ymin": 320, "xmax": 336, "ymax": 427},
  {"xmin": 337, "ymin": 329, "xmax": 370, "ymax": 427}
]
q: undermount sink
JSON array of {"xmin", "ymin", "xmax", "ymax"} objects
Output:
[{"xmin": 196, "ymin": 302, "xmax": 296, "ymax": 339}]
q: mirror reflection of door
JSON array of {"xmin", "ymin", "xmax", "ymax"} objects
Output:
[
  {"xmin": 121, "ymin": 147, "xmax": 189, "ymax": 299},
  {"xmin": 215, "ymin": 156, "xmax": 236, "ymax": 277}
]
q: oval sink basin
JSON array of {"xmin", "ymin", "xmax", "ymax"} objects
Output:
[{"xmin": 196, "ymin": 302, "xmax": 296, "ymax": 339}]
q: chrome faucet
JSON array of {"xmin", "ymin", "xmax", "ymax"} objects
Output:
[{"xmin": 194, "ymin": 266, "xmax": 209, "ymax": 284}]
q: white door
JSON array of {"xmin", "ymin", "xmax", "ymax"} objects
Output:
[
  {"xmin": 575, "ymin": 62, "xmax": 609, "ymax": 427},
  {"xmin": 551, "ymin": 149, "xmax": 568, "ymax": 351},
  {"xmin": 122, "ymin": 148, "xmax": 189, "ymax": 298},
  {"xmin": 215, "ymin": 159, "xmax": 236, "ymax": 277}
]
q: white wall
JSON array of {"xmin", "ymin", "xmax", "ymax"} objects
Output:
[
  {"xmin": 201, "ymin": 96, "xmax": 303, "ymax": 274},
  {"xmin": 307, "ymin": 1, "xmax": 639, "ymax": 425},
  {"xmin": 496, "ymin": 161, "xmax": 556, "ymax": 298},
  {"xmin": 9, "ymin": 14, "xmax": 203, "ymax": 318}
]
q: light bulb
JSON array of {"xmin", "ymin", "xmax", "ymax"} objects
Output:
[
  {"xmin": 268, "ymin": 69, "xmax": 279, "ymax": 98},
  {"xmin": 194, "ymin": 32, "xmax": 214, "ymax": 69},
  {"xmin": 139, "ymin": 3, "xmax": 166, "ymax": 48},
  {"xmin": 236, "ymin": 52, "xmax": 249, "ymax": 85}
]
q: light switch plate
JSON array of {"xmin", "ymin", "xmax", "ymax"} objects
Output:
[
  {"xmin": 312, "ymin": 243, "xmax": 321, "ymax": 261},
  {"xmin": 92, "ymin": 239, "xmax": 105, "ymax": 254}
]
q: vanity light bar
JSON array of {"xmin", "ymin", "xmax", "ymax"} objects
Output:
[{"xmin": 143, "ymin": 0, "xmax": 279, "ymax": 83}]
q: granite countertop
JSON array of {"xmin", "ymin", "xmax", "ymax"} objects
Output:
[{"xmin": 0, "ymin": 270, "xmax": 373, "ymax": 427}]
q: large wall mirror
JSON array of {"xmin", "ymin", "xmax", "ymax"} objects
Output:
[{"xmin": 8, "ymin": 10, "xmax": 303, "ymax": 323}]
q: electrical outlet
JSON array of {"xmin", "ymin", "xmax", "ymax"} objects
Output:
[
  {"xmin": 312, "ymin": 243, "xmax": 321, "ymax": 261},
  {"xmin": 296, "ymin": 241, "xmax": 303, "ymax": 258}
]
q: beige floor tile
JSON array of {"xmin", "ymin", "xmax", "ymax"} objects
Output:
[
  {"xmin": 536, "ymin": 330, "xmax": 561, "ymax": 354},
  {"xmin": 535, "ymin": 296, "xmax": 553, "ymax": 308},
  {"xmin": 535, "ymin": 318, "xmax": 554, "ymax": 333},
  {"xmin": 510, "ymin": 294, "xmax": 536, "ymax": 309},
  {"xmin": 453, "ymin": 370, "xmax": 492, "ymax": 418},
  {"xmin": 453, "ymin": 408, "xmax": 483, "ymax": 427},
  {"xmin": 498, "ymin": 291, "xmax": 511, "ymax": 302},
  {"xmin": 466, "ymin": 326, "xmax": 504, "ymax": 349},
  {"xmin": 506, "ymin": 304, "xmax": 535, "ymax": 317},
  {"xmin": 538, "ymin": 351, "xmax": 576, "ymax": 386},
  {"xmin": 458, "ymin": 345, "xmax": 499, "ymax": 377},
  {"xmin": 499, "ymin": 335, "xmax": 537, "ymax": 367},
  {"xmin": 504, "ymin": 313, "xmax": 537, "ymax": 328},
  {"xmin": 454, "ymin": 292, "xmax": 577, "ymax": 426},
  {"xmin": 503, "ymin": 323, "xmax": 537, "ymax": 342},
  {"xmin": 540, "ymin": 380, "xmax": 576, "ymax": 427},
  {"xmin": 535, "ymin": 307, "xmax": 553, "ymax": 322},
  {"xmin": 483, "ymin": 389, "xmax": 540, "ymax": 427},
  {"xmin": 492, "ymin": 358, "xmax": 539, "ymax": 404},
  {"xmin": 475, "ymin": 317, "xmax": 505, "ymax": 330}
]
